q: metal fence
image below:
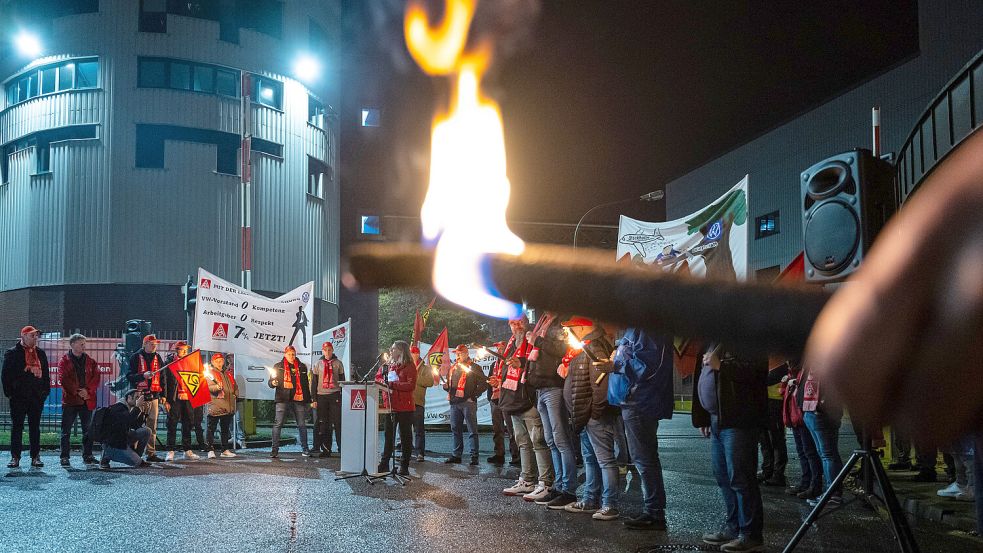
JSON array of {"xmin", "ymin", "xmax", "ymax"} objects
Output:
[{"xmin": 0, "ymin": 334, "xmax": 186, "ymax": 435}]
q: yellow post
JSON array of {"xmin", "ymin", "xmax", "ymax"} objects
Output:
[{"xmin": 243, "ymin": 399, "xmax": 256, "ymax": 435}]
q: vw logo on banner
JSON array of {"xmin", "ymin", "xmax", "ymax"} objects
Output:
[{"xmin": 706, "ymin": 220, "xmax": 723, "ymax": 241}]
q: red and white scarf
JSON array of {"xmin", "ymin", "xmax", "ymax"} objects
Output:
[
  {"xmin": 321, "ymin": 357, "xmax": 336, "ymax": 390},
  {"xmin": 283, "ymin": 358, "xmax": 304, "ymax": 401},
  {"xmin": 501, "ymin": 339, "xmax": 532, "ymax": 392},
  {"xmin": 23, "ymin": 343, "xmax": 42, "ymax": 378},
  {"xmin": 139, "ymin": 353, "xmax": 162, "ymax": 392}
]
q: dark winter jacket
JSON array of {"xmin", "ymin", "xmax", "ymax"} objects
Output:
[
  {"xmin": 444, "ymin": 361, "xmax": 487, "ymax": 405},
  {"xmin": 59, "ymin": 352, "xmax": 100, "ymax": 409},
  {"xmin": 268, "ymin": 359, "xmax": 312, "ymax": 403},
  {"xmin": 609, "ymin": 328, "xmax": 674, "ymax": 420},
  {"xmin": 2, "ymin": 342, "xmax": 51, "ymax": 404},
  {"xmin": 102, "ymin": 401, "xmax": 147, "ymax": 449},
  {"xmin": 563, "ymin": 328, "xmax": 615, "ymax": 433},
  {"xmin": 125, "ymin": 349, "xmax": 164, "ymax": 396},
  {"xmin": 691, "ymin": 344, "xmax": 768, "ymax": 430},
  {"xmin": 498, "ymin": 354, "xmax": 534, "ymax": 416},
  {"xmin": 526, "ymin": 321, "xmax": 568, "ymax": 390}
]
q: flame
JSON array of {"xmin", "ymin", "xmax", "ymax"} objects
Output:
[
  {"xmin": 267, "ymin": 367, "xmax": 276, "ymax": 378},
  {"xmin": 456, "ymin": 362, "xmax": 471, "ymax": 373},
  {"xmin": 406, "ymin": 0, "xmax": 525, "ymax": 320},
  {"xmin": 565, "ymin": 328, "xmax": 585, "ymax": 351}
]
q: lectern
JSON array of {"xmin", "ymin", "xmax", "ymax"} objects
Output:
[{"xmin": 337, "ymin": 382, "xmax": 389, "ymax": 477}]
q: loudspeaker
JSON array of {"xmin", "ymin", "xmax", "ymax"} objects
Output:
[{"xmin": 801, "ymin": 149, "xmax": 896, "ymax": 282}]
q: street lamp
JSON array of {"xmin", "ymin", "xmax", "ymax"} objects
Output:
[
  {"xmin": 293, "ymin": 53, "xmax": 320, "ymax": 83},
  {"xmin": 572, "ymin": 189, "xmax": 664, "ymax": 249},
  {"xmin": 14, "ymin": 31, "xmax": 42, "ymax": 57}
]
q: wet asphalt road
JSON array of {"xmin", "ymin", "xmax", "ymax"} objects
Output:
[{"xmin": 1, "ymin": 417, "xmax": 979, "ymax": 553}]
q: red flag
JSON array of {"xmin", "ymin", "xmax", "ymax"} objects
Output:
[
  {"xmin": 168, "ymin": 350, "xmax": 211, "ymax": 409},
  {"xmin": 774, "ymin": 252, "xmax": 805, "ymax": 284},
  {"xmin": 421, "ymin": 296, "xmax": 436, "ymax": 324},
  {"xmin": 427, "ymin": 327, "xmax": 451, "ymax": 379},
  {"xmin": 412, "ymin": 309, "xmax": 424, "ymax": 345}
]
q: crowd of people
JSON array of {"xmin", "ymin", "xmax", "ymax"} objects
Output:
[{"xmin": 2, "ymin": 315, "xmax": 979, "ymax": 553}]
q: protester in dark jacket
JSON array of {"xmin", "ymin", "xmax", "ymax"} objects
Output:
[
  {"xmin": 161, "ymin": 342, "xmax": 199, "ymax": 461},
  {"xmin": 767, "ymin": 359, "xmax": 822, "ymax": 499},
  {"xmin": 268, "ymin": 345, "xmax": 312, "ymax": 458},
  {"xmin": 443, "ymin": 345, "xmax": 487, "ymax": 465},
  {"xmin": 693, "ymin": 343, "xmax": 767, "ymax": 552},
  {"xmin": 487, "ymin": 318, "xmax": 525, "ymax": 465},
  {"xmin": 610, "ymin": 328, "xmax": 674, "ymax": 530},
  {"xmin": 100, "ymin": 385, "xmax": 151, "ymax": 468},
  {"xmin": 2, "ymin": 325, "xmax": 50, "ymax": 468},
  {"xmin": 125, "ymin": 334, "xmax": 165, "ymax": 461},
  {"xmin": 58, "ymin": 333, "xmax": 100, "ymax": 466},
  {"xmin": 378, "ymin": 341, "xmax": 418, "ymax": 476},
  {"xmin": 165, "ymin": 341, "xmax": 206, "ymax": 450},
  {"xmin": 561, "ymin": 318, "xmax": 621, "ymax": 521},
  {"xmin": 526, "ymin": 314, "xmax": 579, "ymax": 506}
]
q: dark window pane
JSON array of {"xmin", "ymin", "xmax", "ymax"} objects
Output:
[
  {"xmin": 6, "ymin": 84, "xmax": 17, "ymax": 105},
  {"xmin": 58, "ymin": 63, "xmax": 75, "ymax": 90},
  {"xmin": 169, "ymin": 62, "xmax": 191, "ymax": 90},
  {"xmin": 215, "ymin": 69, "xmax": 238, "ymax": 97},
  {"xmin": 26, "ymin": 72, "xmax": 40, "ymax": 99},
  {"xmin": 308, "ymin": 96, "xmax": 325, "ymax": 126},
  {"xmin": 40, "ymin": 67, "xmax": 57, "ymax": 94},
  {"xmin": 76, "ymin": 61, "xmax": 98, "ymax": 88},
  {"xmin": 36, "ymin": 141, "xmax": 50, "ymax": 173},
  {"xmin": 251, "ymin": 137, "xmax": 282, "ymax": 157},
  {"xmin": 193, "ymin": 65, "xmax": 215, "ymax": 93},
  {"xmin": 139, "ymin": 0, "xmax": 167, "ymax": 32},
  {"xmin": 138, "ymin": 59, "xmax": 167, "ymax": 88}
]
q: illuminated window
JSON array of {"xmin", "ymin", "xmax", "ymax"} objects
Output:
[
  {"xmin": 361, "ymin": 108, "xmax": 380, "ymax": 127},
  {"xmin": 755, "ymin": 211, "xmax": 780, "ymax": 239},
  {"xmin": 3, "ymin": 58, "xmax": 98, "ymax": 108},
  {"xmin": 253, "ymin": 76, "xmax": 282, "ymax": 110},
  {"xmin": 361, "ymin": 215, "xmax": 381, "ymax": 235}
]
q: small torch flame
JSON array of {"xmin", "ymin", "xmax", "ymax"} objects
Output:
[
  {"xmin": 266, "ymin": 367, "xmax": 276, "ymax": 378},
  {"xmin": 565, "ymin": 329, "xmax": 585, "ymax": 351},
  {"xmin": 405, "ymin": 0, "xmax": 525, "ymax": 320}
]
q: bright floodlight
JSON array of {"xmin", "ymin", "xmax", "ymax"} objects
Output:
[
  {"xmin": 293, "ymin": 54, "xmax": 320, "ymax": 82},
  {"xmin": 14, "ymin": 31, "xmax": 42, "ymax": 57}
]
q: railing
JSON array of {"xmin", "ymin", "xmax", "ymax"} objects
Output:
[{"xmin": 896, "ymin": 49, "xmax": 983, "ymax": 205}]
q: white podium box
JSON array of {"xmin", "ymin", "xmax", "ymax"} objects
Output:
[{"xmin": 339, "ymin": 382, "xmax": 390, "ymax": 475}]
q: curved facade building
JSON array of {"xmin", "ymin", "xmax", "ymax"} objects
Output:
[{"xmin": 0, "ymin": 0, "xmax": 341, "ymax": 337}]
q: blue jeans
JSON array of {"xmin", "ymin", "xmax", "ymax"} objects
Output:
[
  {"xmin": 803, "ymin": 410, "xmax": 843, "ymax": 496},
  {"xmin": 622, "ymin": 404, "xmax": 666, "ymax": 515},
  {"xmin": 792, "ymin": 424, "xmax": 822, "ymax": 490},
  {"xmin": 710, "ymin": 415, "xmax": 763, "ymax": 541},
  {"xmin": 103, "ymin": 427, "xmax": 151, "ymax": 467},
  {"xmin": 585, "ymin": 416, "xmax": 620, "ymax": 509},
  {"xmin": 538, "ymin": 387, "xmax": 576, "ymax": 494},
  {"xmin": 273, "ymin": 402, "xmax": 310, "ymax": 450},
  {"xmin": 579, "ymin": 429, "xmax": 601, "ymax": 507},
  {"xmin": 450, "ymin": 400, "xmax": 479, "ymax": 459}
]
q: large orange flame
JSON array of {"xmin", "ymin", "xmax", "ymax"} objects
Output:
[{"xmin": 405, "ymin": 0, "xmax": 525, "ymax": 319}]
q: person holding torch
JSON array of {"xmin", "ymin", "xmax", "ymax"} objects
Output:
[
  {"xmin": 268, "ymin": 345, "xmax": 312, "ymax": 459},
  {"xmin": 443, "ymin": 344, "xmax": 487, "ymax": 466}
]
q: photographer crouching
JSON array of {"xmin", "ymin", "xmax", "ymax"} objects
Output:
[{"xmin": 99, "ymin": 385, "xmax": 153, "ymax": 469}]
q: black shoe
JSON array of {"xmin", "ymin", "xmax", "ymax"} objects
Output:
[
  {"xmin": 624, "ymin": 514, "xmax": 667, "ymax": 531},
  {"xmin": 146, "ymin": 454, "xmax": 165, "ymax": 462},
  {"xmin": 535, "ymin": 489, "xmax": 562, "ymax": 505},
  {"xmin": 469, "ymin": 457, "xmax": 479, "ymax": 466},
  {"xmin": 398, "ymin": 466, "xmax": 410, "ymax": 476},
  {"xmin": 888, "ymin": 461, "xmax": 912, "ymax": 471},
  {"xmin": 82, "ymin": 456, "xmax": 97, "ymax": 465},
  {"xmin": 797, "ymin": 487, "xmax": 821, "ymax": 500},
  {"xmin": 137, "ymin": 460, "xmax": 152, "ymax": 468},
  {"xmin": 378, "ymin": 462, "xmax": 389, "ymax": 473},
  {"xmin": 444, "ymin": 457, "xmax": 462, "ymax": 464},
  {"xmin": 756, "ymin": 471, "xmax": 772, "ymax": 482},
  {"xmin": 60, "ymin": 457, "xmax": 70, "ymax": 467},
  {"xmin": 416, "ymin": 455, "xmax": 425, "ymax": 462},
  {"xmin": 318, "ymin": 451, "xmax": 331, "ymax": 458},
  {"xmin": 785, "ymin": 485, "xmax": 806, "ymax": 496},
  {"xmin": 99, "ymin": 459, "xmax": 110, "ymax": 469},
  {"xmin": 270, "ymin": 448, "xmax": 279, "ymax": 459},
  {"xmin": 763, "ymin": 476, "xmax": 787, "ymax": 487},
  {"xmin": 31, "ymin": 457, "xmax": 44, "ymax": 468},
  {"xmin": 912, "ymin": 471, "xmax": 937, "ymax": 482},
  {"xmin": 509, "ymin": 458, "xmax": 522, "ymax": 467},
  {"xmin": 545, "ymin": 492, "xmax": 578, "ymax": 510},
  {"xmin": 487, "ymin": 455, "xmax": 505, "ymax": 465},
  {"xmin": 301, "ymin": 449, "xmax": 311, "ymax": 457},
  {"xmin": 7, "ymin": 457, "xmax": 20, "ymax": 468}
]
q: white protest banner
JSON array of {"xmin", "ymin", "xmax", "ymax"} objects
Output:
[
  {"xmin": 617, "ymin": 175, "xmax": 749, "ymax": 281},
  {"xmin": 419, "ymin": 342, "xmax": 495, "ymax": 425},
  {"xmin": 313, "ymin": 319, "xmax": 352, "ymax": 381},
  {"xmin": 193, "ymin": 268, "xmax": 315, "ymax": 362}
]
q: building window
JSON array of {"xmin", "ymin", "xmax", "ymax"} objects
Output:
[
  {"xmin": 361, "ymin": 108, "xmax": 380, "ymax": 127},
  {"xmin": 139, "ymin": 0, "xmax": 167, "ymax": 33},
  {"xmin": 253, "ymin": 76, "xmax": 282, "ymax": 110},
  {"xmin": 3, "ymin": 58, "xmax": 98, "ymax": 108},
  {"xmin": 755, "ymin": 211, "xmax": 780, "ymax": 239},
  {"xmin": 360, "ymin": 215, "xmax": 381, "ymax": 236},
  {"xmin": 308, "ymin": 156, "xmax": 329, "ymax": 198},
  {"xmin": 308, "ymin": 96, "xmax": 325, "ymax": 128},
  {"xmin": 1, "ymin": 125, "xmax": 98, "ymax": 180},
  {"xmin": 138, "ymin": 57, "xmax": 240, "ymax": 98},
  {"xmin": 135, "ymin": 124, "xmax": 280, "ymax": 175}
]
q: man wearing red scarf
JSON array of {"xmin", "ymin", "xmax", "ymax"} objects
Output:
[
  {"xmin": 268, "ymin": 345, "xmax": 312, "ymax": 458},
  {"xmin": 2, "ymin": 325, "xmax": 50, "ymax": 468},
  {"xmin": 309, "ymin": 341, "xmax": 345, "ymax": 458},
  {"xmin": 126, "ymin": 334, "xmax": 165, "ymax": 462}
]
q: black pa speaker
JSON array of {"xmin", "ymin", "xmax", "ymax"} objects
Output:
[{"xmin": 801, "ymin": 149, "xmax": 896, "ymax": 282}]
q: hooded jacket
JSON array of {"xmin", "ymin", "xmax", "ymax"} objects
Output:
[
  {"xmin": 609, "ymin": 328, "xmax": 674, "ymax": 420},
  {"xmin": 563, "ymin": 328, "xmax": 615, "ymax": 433}
]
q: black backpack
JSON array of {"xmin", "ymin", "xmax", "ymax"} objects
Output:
[{"xmin": 89, "ymin": 406, "xmax": 109, "ymax": 443}]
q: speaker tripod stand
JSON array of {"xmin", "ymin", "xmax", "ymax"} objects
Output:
[{"xmin": 782, "ymin": 436, "xmax": 920, "ymax": 553}]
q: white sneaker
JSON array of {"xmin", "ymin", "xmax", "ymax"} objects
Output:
[
  {"xmin": 523, "ymin": 483, "xmax": 550, "ymax": 502},
  {"xmin": 220, "ymin": 450, "xmax": 237, "ymax": 458},
  {"xmin": 165, "ymin": 451, "xmax": 175, "ymax": 462},
  {"xmin": 937, "ymin": 482, "xmax": 966, "ymax": 497},
  {"xmin": 564, "ymin": 500, "xmax": 599, "ymax": 514},
  {"xmin": 503, "ymin": 479, "xmax": 535, "ymax": 496},
  {"xmin": 207, "ymin": 451, "xmax": 216, "ymax": 459},
  {"xmin": 184, "ymin": 450, "xmax": 200, "ymax": 460}
]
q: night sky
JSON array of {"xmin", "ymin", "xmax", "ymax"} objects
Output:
[{"xmin": 341, "ymin": 1, "xmax": 919, "ymax": 228}]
